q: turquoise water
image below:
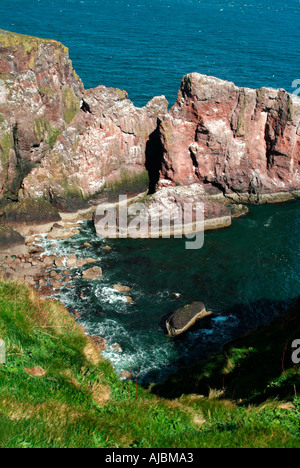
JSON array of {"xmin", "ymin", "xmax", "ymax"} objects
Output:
[
  {"xmin": 38, "ymin": 201, "xmax": 300, "ymax": 382},
  {"xmin": 0, "ymin": 0, "xmax": 299, "ymax": 106},
  {"xmin": 1, "ymin": 0, "xmax": 299, "ymax": 381}
]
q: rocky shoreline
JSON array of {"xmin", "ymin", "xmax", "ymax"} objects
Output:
[{"xmin": 0, "ymin": 216, "xmax": 98, "ymax": 294}]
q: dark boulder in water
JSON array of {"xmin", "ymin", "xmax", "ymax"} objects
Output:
[{"xmin": 166, "ymin": 302, "xmax": 213, "ymax": 337}]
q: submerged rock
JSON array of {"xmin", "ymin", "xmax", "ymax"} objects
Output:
[
  {"xmin": 230, "ymin": 204, "xmax": 249, "ymax": 218},
  {"xmin": 125, "ymin": 296, "xmax": 135, "ymax": 304},
  {"xmin": 166, "ymin": 302, "xmax": 213, "ymax": 337},
  {"xmin": 113, "ymin": 284, "xmax": 131, "ymax": 293},
  {"xmin": 82, "ymin": 266, "xmax": 103, "ymax": 280}
]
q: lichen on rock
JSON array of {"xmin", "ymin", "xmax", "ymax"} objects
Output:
[{"xmin": 0, "ymin": 198, "xmax": 61, "ymax": 232}]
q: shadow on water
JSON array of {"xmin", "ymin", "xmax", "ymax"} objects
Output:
[{"xmin": 141, "ymin": 296, "xmax": 300, "ymax": 394}]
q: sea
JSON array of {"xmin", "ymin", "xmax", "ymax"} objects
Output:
[{"xmin": 0, "ymin": 0, "xmax": 299, "ymax": 382}]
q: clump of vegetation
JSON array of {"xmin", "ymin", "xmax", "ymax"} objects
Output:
[
  {"xmin": 0, "ymin": 198, "xmax": 61, "ymax": 226},
  {"xmin": 34, "ymin": 117, "xmax": 62, "ymax": 148},
  {"xmin": 91, "ymin": 169, "xmax": 150, "ymax": 202},
  {"xmin": 0, "ymin": 29, "xmax": 50, "ymax": 54},
  {"xmin": 0, "ymin": 29, "xmax": 69, "ymax": 74},
  {"xmin": 0, "ymin": 132, "xmax": 13, "ymax": 185},
  {"xmin": 0, "ymin": 281, "xmax": 299, "ymax": 448}
]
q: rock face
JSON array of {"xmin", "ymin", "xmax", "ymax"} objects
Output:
[
  {"xmin": 93, "ymin": 184, "xmax": 233, "ymax": 240},
  {"xmin": 0, "ymin": 29, "xmax": 83, "ymax": 199},
  {"xmin": 0, "ymin": 29, "xmax": 168, "ymax": 211},
  {"xmin": 0, "ymin": 225, "xmax": 24, "ymax": 250},
  {"xmin": 157, "ymin": 73, "xmax": 300, "ymax": 201},
  {"xmin": 166, "ymin": 302, "xmax": 213, "ymax": 337},
  {"xmin": 0, "ymin": 29, "xmax": 299, "ymax": 229},
  {"xmin": 139, "ymin": 184, "xmax": 232, "ymax": 233},
  {"xmin": 21, "ymin": 85, "xmax": 168, "ymax": 210}
]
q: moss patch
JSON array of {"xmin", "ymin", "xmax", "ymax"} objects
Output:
[
  {"xmin": 91, "ymin": 169, "xmax": 150, "ymax": 202},
  {"xmin": 0, "ymin": 198, "xmax": 61, "ymax": 226},
  {"xmin": 0, "ymin": 131, "xmax": 13, "ymax": 164},
  {"xmin": 62, "ymin": 87, "xmax": 80, "ymax": 125},
  {"xmin": 287, "ymin": 95, "xmax": 295, "ymax": 121},
  {"xmin": 0, "ymin": 29, "xmax": 68, "ymax": 56},
  {"xmin": 236, "ymin": 93, "xmax": 250, "ymax": 137},
  {"xmin": 0, "ymin": 131, "xmax": 14, "ymax": 186},
  {"xmin": 33, "ymin": 117, "xmax": 61, "ymax": 148},
  {"xmin": 115, "ymin": 88, "xmax": 128, "ymax": 100}
]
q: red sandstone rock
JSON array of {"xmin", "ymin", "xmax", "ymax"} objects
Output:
[
  {"xmin": 157, "ymin": 73, "xmax": 300, "ymax": 199},
  {"xmin": 0, "ymin": 29, "xmax": 83, "ymax": 198},
  {"xmin": 21, "ymin": 86, "xmax": 168, "ymax": 208},
  {"xmin": 0, "ymin": 32, "xmax": 168, "ymax": 209},
  {"xmin": 1, "ymin": 30, "xmax": 299, "ymax": 226}
]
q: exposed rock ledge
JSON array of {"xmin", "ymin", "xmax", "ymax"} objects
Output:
[{"xmin": 93, "ymin": 185, "xmax": 236, "ymax": 239}]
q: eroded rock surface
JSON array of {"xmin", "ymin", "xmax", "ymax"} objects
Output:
[
  {"xmin": 21, "ymin": 86, "xmax": 168, "ymax": 209},
  {"xmin": 157, "ymin": 73, "xmax": 300, "ymax": 201},
  {"xmin": 0, "ymin": 30, "xmax": 299, "ymax": 234},
  {"xmin": 0, "ymin": 29, "xmax": 83, "ymax": 198}
]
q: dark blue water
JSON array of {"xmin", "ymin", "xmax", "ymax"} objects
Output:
[
  {"xmin": 38, "ymin": 201, "xmax": 300, "ymax": 382},
  {"xmin": 1, "ymin": 0, "xmax": 299, "ymax": 381},
  {"xmin": 0, "ymin": 0, "xmax": 299, "ymax": 106}
]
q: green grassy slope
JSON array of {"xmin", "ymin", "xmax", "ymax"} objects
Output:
[{"xmin": 0, "ymin": 280, "xmax": 299, "ymax": 448}]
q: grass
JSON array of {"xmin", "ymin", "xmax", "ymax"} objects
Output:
[{"xmin": 0, "ymin": 280, "xmax": 299, "ymax": 448}]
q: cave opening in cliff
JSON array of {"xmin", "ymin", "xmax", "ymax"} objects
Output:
[{"xmin": 145, "ymin": 123, "xmax": 164, "ymax": 195}]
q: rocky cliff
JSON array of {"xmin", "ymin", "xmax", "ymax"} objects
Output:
[
  {"xmin": 0, "ymin": 29, "xmax": 168, "ymax": 211},
  {"xmin": 0, "ymin": 30, "xmax": 299, "ymax": 221},
  {"xmin": 0, "ymin": 29, "xmax": 83, "ymax": 199},
  {"xmin": 157, "ymin": 73, "xmax": 300, "ymax": 202},
  {"xmin": 21, "ymin": 85, "xmax": 168, "ymax": 210}
]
